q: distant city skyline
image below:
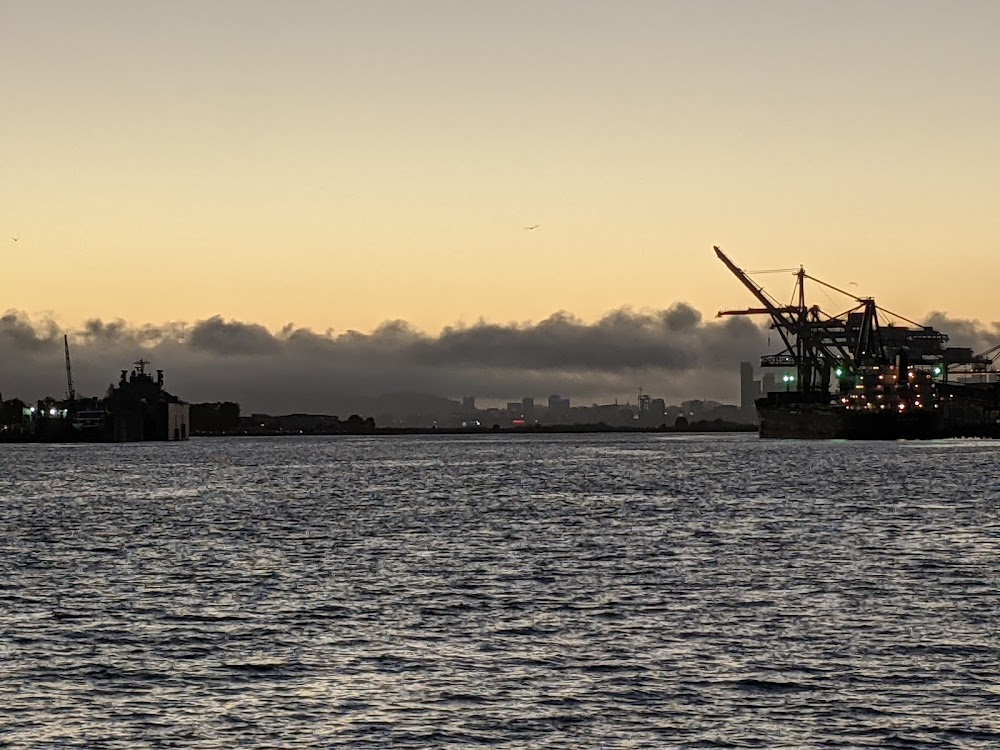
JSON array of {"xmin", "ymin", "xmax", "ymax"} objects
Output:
[
  {"xmin": 3, "ymin": 1, "xmax": 999, "ymax": 334},
  {"xmin": 1, "ymin": 303, "xmax": 997, "ymax": 415}
]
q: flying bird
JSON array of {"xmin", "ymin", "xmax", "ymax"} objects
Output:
[{"xmin": 523, "ymin": 224, "xmax": 539, "ymax": 230}]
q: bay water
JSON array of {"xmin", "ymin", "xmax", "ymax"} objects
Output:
[{"xmin": 1, "ymin": 434, "xmax": 998, "ymax": 748}]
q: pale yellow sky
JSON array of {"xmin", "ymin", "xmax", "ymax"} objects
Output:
[{"xmin": 2, "ymin": 1, "xmax": 998, "ymax": 334}]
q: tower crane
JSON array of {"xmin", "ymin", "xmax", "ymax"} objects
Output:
[{"xmin": 64, "ymin": 335, "xmax": 76, "ymax": 402}]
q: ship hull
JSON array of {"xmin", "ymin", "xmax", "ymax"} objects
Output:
[
  {"xmin": 757, "ymin": 402, "xmax": 846, "ymax": 439},
  {"xmin": 758, "ymin": 395, "xmax": 1000, "ymax": 439},
  {"xmin": 758, "ymin": 404, "xmax": 945, "ymax": 439}
]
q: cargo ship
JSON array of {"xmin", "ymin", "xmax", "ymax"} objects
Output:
[{"xmin": 715, "ymin": 246, "xmax": 1000, "ymax": 439}]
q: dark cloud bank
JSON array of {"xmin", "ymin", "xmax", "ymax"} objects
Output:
[{"xmin": 2, "ymin": 306, "xmax": 997, "ymax": 416}]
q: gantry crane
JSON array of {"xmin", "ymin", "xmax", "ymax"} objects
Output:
[
  {"xmin": 714, "ymin": 246, "xmax": 882, "ymax": 391},
  {"xmin": 713, "ymin": 246, "xmax": 988, "ymax": 392}
]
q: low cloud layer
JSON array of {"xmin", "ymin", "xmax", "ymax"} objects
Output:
[
  {"xmin": 2, "ymin": 306, "xmax": 996, "ymax": 415},
  {"xmin": 923, "ymin": 312, "xmax": 1000, "ymax": 356}
]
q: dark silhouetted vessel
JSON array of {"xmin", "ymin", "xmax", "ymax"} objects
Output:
[{"xmin": 2, "ymin": 359, "xmax": 190, "ymax": 443}]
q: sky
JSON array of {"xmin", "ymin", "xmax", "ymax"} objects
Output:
[{"xmin": 2, "ymin": 1, "xmax": 999, "ymax": 408}]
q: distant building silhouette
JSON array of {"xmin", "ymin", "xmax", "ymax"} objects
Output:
[
  {"xmin": 190, "ymin": 402, "xmax": 240, "ymax": 433},
  {"xmin": 547, "ymin": 394, "xmax": 570, "ymax": 423},
  {"xmin": 740, "ymin": 361, "xmax": 759, "ymax": 410},
  {"xmin": 681, "ymin": 399, "xmax": 706, "ymax": 420},
  {"xmin": 521, "ymin": 396, "xmax": 535, "ymax": 423},
  {"xmin": 637, "ymin": 394, "xmax": 667, "ymax": 427},
  {"xmin": 650, "ymin": 398, "xmax": 666, "ymax": 425}
]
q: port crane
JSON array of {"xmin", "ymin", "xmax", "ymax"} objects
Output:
[
  {"xmin": 979, "ymin": 342, "xmax": 1000, "ymax": 364},
  {"xmin": 949, "ymin": 341, "xmax": 1000, "ymax": 376},
  {"xmin": 713, "ymin": 246, "xmax": 989, "ymax": 392},
  {"xmin": 714, "ymin": 246, "xmax": 888, "ymax": 391}
]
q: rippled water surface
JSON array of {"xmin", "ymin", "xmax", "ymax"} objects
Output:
[{"xmin": 2, "ymin": 434, "xmax": 999, "ymax": 748}]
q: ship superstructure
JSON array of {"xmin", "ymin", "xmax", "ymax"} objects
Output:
[{"xmin": 715, "ymin": 246, "xmax": 1000, "ymax": 439}]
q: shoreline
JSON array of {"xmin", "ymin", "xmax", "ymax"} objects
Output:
[
  {"xmin": 1, "ymin": 423, "xmax": 759, "ymax": 444},
  {"xmin": 194, "ymin": 422, "xmax": 759, "ymax": 438}
]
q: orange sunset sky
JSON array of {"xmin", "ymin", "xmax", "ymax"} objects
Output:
[{"xmin": 3, "ymin": 1, "xmax": 998, "ymax": 335}]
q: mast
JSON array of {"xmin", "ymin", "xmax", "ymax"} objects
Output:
[{"xmin": 64, "ymin": 335, "xmax": 76, "ymax": 402}]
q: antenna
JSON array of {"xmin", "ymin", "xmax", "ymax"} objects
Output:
[{"xmin": 64, "ymin": 335, "xmax": 76, "ymax": 402}]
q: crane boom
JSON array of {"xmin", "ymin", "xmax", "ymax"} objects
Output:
[
  {"xmin": 713, "ymin": 245, "xmax": 862, "ymax": 390},
  {"xmin": 713, "ymin": 247, "xmax": 793, "ymax": 325},
  {"xmin": 977, "ymin": 342, "xmax": 1000, "ymax": 362},
  {"xmin": 64, "ymin": 335, "xmax": 76, "ymax": 402},
  {"xmin": 713, "ymin": 245, "xmax": 798, "ymax": 359},
  {"xmin": 717, "ymin": 306, "xmax": 797, "ymax": 317}
]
